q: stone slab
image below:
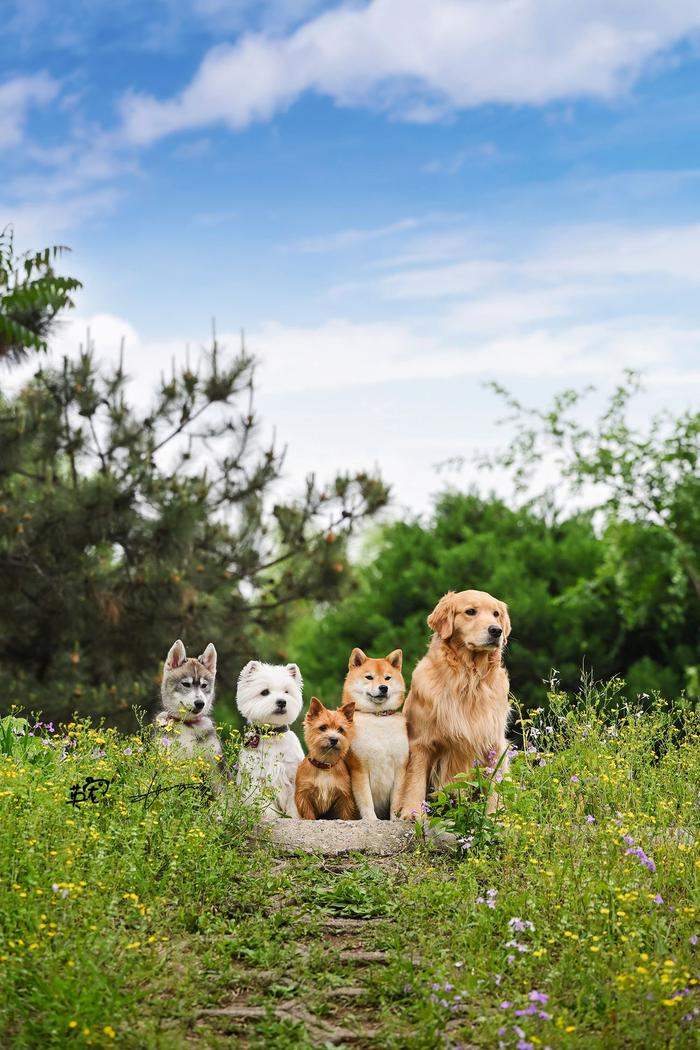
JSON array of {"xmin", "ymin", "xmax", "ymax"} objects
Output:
[{"xmin": 262, "ymin": 817, "xmax": 456, "ymax": 856}]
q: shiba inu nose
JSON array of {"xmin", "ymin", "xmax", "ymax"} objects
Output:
[
  {"xmin": 194, "ymin": 699, "xmax": 205, "ymax": 711},
  {"xmin": 275, "ymin": 698, "xmax": 287, "ymax": 711},
  {"xmin": 378, "ymin": 684, "xmax": 388, "ymax": 695},
  {"xmin": 488, "ymin": 625, "xmax": 503, "ymax": 639}
]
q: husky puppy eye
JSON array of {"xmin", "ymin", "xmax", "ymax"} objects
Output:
[
  {"xmin": 200, "ymin": 681, "xmax": 208, "ymax": 689},
  {"xmin": 318, "ymin": 724, "xmax": 327, "ymax": 732},
  {"xmin": 181, "ymin": 679, "xmax": 193, "ymax": 688},
  {"xmin": 465, "ymin": 608, "xmax": 477, "ymax": 616},
  {"xmin": 261, "ymin": 688, "xmax": 270, "ymax": 696}
]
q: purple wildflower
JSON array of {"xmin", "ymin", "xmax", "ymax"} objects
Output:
[
  {"xmin": 654, "ymin": 893, "xmax": 664, "ymax": 904},
  {"xmin": 570, "ymin": 775, "xmax": 580, "ymax": 783},
  {"xmin": 123, "ymin": 747, "xmax": 133, "ymax": 756},
  {"xmin": 529, "ymin": 990, "xmax": 549, "ymax": 1005},
  {"xmin": 500, "ymin": 1001, "xmax": 512, "ymax": 1009},
  {"xmin": 690, "ymin": 935, "xmax": 698, "ymax": 946},
  {"xmin": 585, "ymin": 814, "xmax": 595, "ymax": 824},
  {"xmin": 509, "ymin": 917, "xmax": 535, "ymax": 933}
]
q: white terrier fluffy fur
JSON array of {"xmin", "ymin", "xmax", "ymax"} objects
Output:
[{"xmin": 236, "ymin": 660, "xmax": 304, "ymax": 817}]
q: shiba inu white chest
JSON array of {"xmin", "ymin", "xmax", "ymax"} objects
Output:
[{"xmin": 352, "ymin": 712, "xmax": 409, "ymax": 817}]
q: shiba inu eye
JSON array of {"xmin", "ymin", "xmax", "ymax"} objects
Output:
[
  {"xmin": 384, "ymin": 675, "xmax": 391, "ymax": 680},
  {"xmin": 261, "ymin": 688, "xmax": 270, "ymax": 696},
  {"xmin": 365, "ymin": 674, "xmax": 374, "ymax": 680}
]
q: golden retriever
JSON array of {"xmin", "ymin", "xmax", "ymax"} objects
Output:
[{"xmin": 398, "ymin": 589, "xmax": 512, "ymax": 819}]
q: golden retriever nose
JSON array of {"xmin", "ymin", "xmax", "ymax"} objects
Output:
[{"xmin": 488, "ymin": 625, "xmax": 503, "ymax": 638}]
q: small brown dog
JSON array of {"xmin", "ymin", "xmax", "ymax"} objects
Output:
[{"xmin": 295, "ymin": 697, "xmax": 359, "ymax": 820}]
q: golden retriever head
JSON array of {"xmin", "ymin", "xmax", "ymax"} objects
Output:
[{"xmin": 427, "ymin": 589, "xmax": 511, "ymax": 652}]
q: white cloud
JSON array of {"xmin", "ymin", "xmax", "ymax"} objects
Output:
[
  {"xmin": 118, "ymin": 0, "xmax": 700, "ymax": 144},
  {"xmin": 0, "ymin": 73, "xmax": 58, "ymax": 149},
  {"xmin": 0, "ymin": 188, "xmax": 120, "ymax": 244},
  {"xmin": 287, "ymin": 217, "xmax": 420, "ymax": 253}
]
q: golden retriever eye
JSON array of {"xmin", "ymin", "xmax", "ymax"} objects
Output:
[
  {"xmin": 494, "ymin": 611, "xmax": 500, "ymax": 618},
  {"xmin": 465, "ymin": 608, "xmax": 477, "ymax": 616}
]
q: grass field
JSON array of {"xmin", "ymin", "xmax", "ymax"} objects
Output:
[{"xmin": 2, "ymin": 679, "xmax": 699, "ymax": 1049}]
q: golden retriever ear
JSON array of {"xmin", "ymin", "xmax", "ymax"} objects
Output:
[
  {"xmin": 386, "ymin": 649, "xmax": 402, "ymax": 669},
  {"xmin": 307, "ymin": 697, "xmax": 324, "ymax": 719},
  {"xmin": 340, "ymin": 701, "xmax": 355, "ymax": 722},
  {"xmin": 427, "ymin": 592, "xmax": 456, "ymax": 640},
  {"xmin": 500, "ymin": 603, "xmax": 511, "ymax": 642},
  {"xmin": 349, "ymin": 647, "xmax": 367, "ymax": 669}
]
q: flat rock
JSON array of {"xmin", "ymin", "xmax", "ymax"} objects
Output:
[{"xmin": 261, "ymin": 817, "xmax": 455, "ymax": 856}]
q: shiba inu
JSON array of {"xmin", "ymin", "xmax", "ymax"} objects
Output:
[
  {"xmin": 295, "ymin": 698, "xmax": 358, "ymax": 820},
  {"xmin": 236, "ymin": 661, "xmax": 304, "ymax": 818},
  {"xmin": 343, "ymin": 648, "xmax": 408, "ymax": 820},
  {"xmin": 155, "ymin": 639, "xmax": 222, "ymax": 762}
]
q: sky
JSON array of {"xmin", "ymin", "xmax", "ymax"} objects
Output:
[{"xmin": 2, "ymin": 0, "xmax": 700, "ymax": 515}]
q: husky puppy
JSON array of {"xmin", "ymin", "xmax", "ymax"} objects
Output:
[
  {"xmin": 236, "ymin": 661, "xmax": 304, "ymax": 818},
  {"xmin": 155, "ymin": 639, "xmax": 222, "ymax": 762},
  {"xmin": 343, "ymin": 648, "xmax": 408, "ymax": 820}
]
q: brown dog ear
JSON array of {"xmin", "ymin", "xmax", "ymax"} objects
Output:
[
  {"xmin": 427, "ymin": 593, "xmax": 456, "ymax": 640},
  {"xmin": 500, "ymin": 603, "xmax": 511, "ymax": 642},
  {"xmin": 386, "ymin": 649, "xmax": 402, "ymax": 669},
  {"xmin": 340, "ymin": 701, "xmax": 355, "ymax": 722},
  {"xmin": 349, "ymin": 648, "xmax": 367, "ymax": 669},
  {"xmin": 307, "ymin": 697, "xmax": 324, "ymax": 719}
]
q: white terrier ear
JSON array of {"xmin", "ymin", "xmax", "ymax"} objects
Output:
[
  {"xmin": 165, "ymin": 639, "xmax": 187, "ymax": 669},
  {"xmin": 198, "ymin": 643, "xmax": 217, "ymax": 674},
  {"xmin": 239, "ymin": 660, "xmax": 261, "ymax": 682},
  {"xmin": 286, "ymin": 663, "xmax": 303, "ymax": 685}
]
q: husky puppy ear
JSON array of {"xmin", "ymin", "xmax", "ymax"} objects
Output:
[
  {"xmin": 386, "ymin": 649, "xmax": 403, "ymax": 669},
  {"xmin": 340, "ymin": 701, "xmax": 356, "ymax": 722},
  {"xmin": 165, "ymin": 639, "xmax": 187, "ymax": 669},
  {"xmin": 307, "ymin": 697, "xmax": 324, "ymax": 719},
  {"xmin": 198, "ymin": 643, "xmax": 217, "ymax": 674},
  {"xmin": 239, "ymin": 659, "xmax": 261, "ymax": 681},
  {"xmin": 286, "ymin": 662, "xmax": 303, "ymax": 685},
  {"xmin": 349, "ymin": 647, "xmax": 367, "ymax": 669}
]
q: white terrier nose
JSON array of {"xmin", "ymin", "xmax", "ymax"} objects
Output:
[{"xmin": 275, "ymin": 698, "xmax": 287, "ymax": 711}]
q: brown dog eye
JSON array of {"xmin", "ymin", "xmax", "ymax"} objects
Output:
[
  {"xmin": 318, "ymin": 724, "xmax": 327, "ymax": 732},
  {"xmin": 465, "ymin": 609, "xmax": 476, "ymax": 616},
  {"xmin": 337, "ymin": 726, "xmax": 345, "ymax": 734}
]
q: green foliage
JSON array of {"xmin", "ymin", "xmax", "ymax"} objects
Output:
[
  {"xmin": 0, "ymin": 341, "xmax": 388, "ymax": 724},
  {"xmin": 0, "ymin": 229, "xmax": 82, "ymax": 364},
  {"xmin": 3, "ymin": 685, "xmax": 700, "ymax": 1048},
  {"xmin": 291, "ymin": 378, "xmax": 700, "ymax": 712}
]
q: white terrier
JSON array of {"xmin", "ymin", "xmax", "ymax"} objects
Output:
[
  {"xmin": 155, "ymin": 639, "xmax": 222, "ymax": 763},
  {"xmin": 236, "ymin": 661, "xmax": 304, "ymax": 817}
]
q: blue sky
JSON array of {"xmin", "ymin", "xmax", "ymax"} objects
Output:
[{"xmin": 2, "ymin": 0, "xmax": 700, "ymax": 511}]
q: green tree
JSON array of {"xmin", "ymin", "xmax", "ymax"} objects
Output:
[
  {"xmin": 0, "ymin": 339, "xmax": 388, "ymax": 723},
  {"xmin": 0, "ymin": 229, "xmax": 82, "ymax": 364}
]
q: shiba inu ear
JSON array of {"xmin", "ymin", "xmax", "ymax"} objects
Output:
[
  {"xmin": 340, "ymin": 701, "xmax": 355, "ymax": 722},
  {"xmin": 198, "ymin": 643, "xmax": 217, "ymax": 674},
  {"xmin": 286, "ymin": 662, "xmax": 303, "ymax": 684},
  {"xmin": 239, "ymin": 660, "xmax": 261, "ymax": 681},
  {"xmin": 427, "ymin": 592, "xmax": 456, "ymax": 640},
  {"xmin": 349, "ymin": 647, "xmax": 367, "ymax": 669},
  {"xmin": 307, "ymin": 697, "xmax": 325, "ymax": 718},
  {"xmin": 386, "ymin": 649, "xmax": 403, "ymax": 669},
  {"xmin": 165, "ymin": 639, "xmax": 187, "ymax": 669}
]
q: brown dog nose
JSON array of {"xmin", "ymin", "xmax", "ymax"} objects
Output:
[
  {"xmin": 488, "ymin": 625, "xmax": 503, "ymax": 638},
  {"xmin": 327, "ymin": 735, "xmax": 339, "ymax": 746}
]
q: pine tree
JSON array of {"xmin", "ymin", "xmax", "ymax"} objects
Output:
[{"xmin": 0, "ymin": 335, "xmax": 389, "ymax": 722}]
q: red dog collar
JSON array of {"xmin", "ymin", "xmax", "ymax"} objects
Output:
[{"xmin": 308, "ymin": 756, "xmax": 333, "ymax": 770}]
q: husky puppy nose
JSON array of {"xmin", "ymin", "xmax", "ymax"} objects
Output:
[
  {"xmin": 193, "ymin": 699, "xmax": 205, "ymax": 711},
  {"xmin": 488, "ymin": 625, "xmax": 503, "ymax": 639},
  {"xmin": 378, "ymin": 684, "xmax": 389, "ymax": 695},
  {"xmin": 275, "ymin": 698, "xmax": 287, "ymax": 711}
]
